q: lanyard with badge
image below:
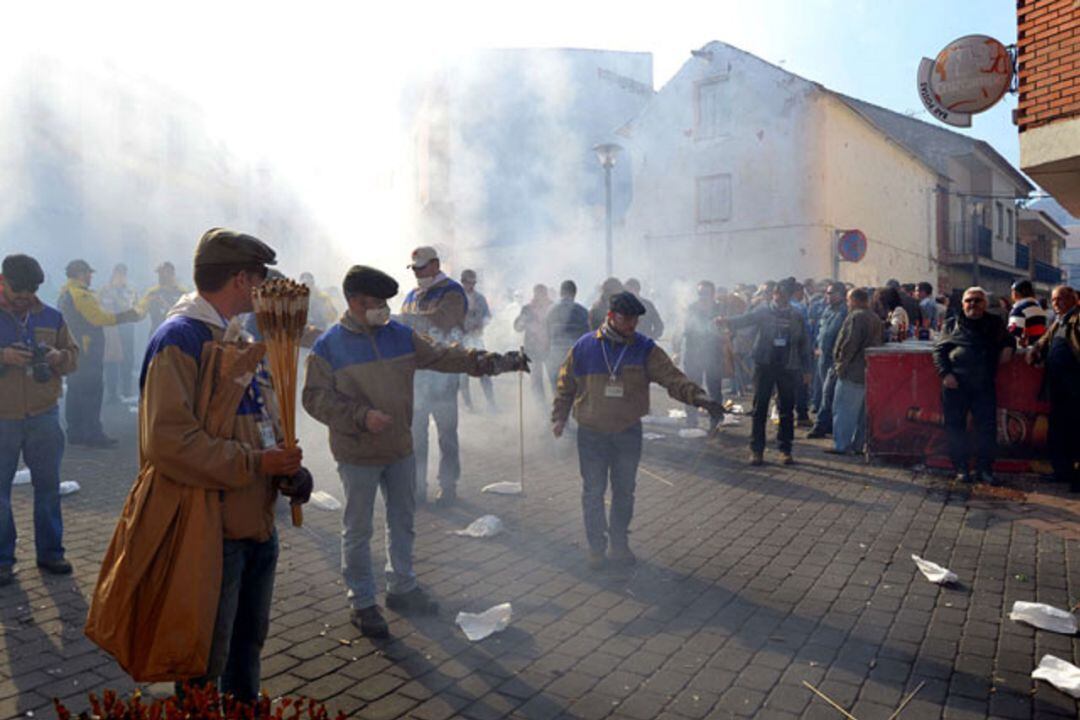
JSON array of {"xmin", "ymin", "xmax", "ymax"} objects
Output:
[{"xmin": 600, "ymin": 336, "xmax": 630, "ymax": 398}]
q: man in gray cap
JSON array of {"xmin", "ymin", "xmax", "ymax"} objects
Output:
[
  {"xmin": 304, "ymin": 265, "xmax": 528, "ymax": 637},
  {"xmin": 459, "ymin": 269, "xmax": 497, "ymax": 412},
  {"xmin": 89, "ymin": 228, "xmax": 309, "ymax": 700},
  {"xmin": 58, "ymin": 259, "xmax": 142, "ymax": 447},
  {"xmin": 399, "ymin": 246, "xmax": 469, "ymax": 507},
  {"xmin": 138, "ymin": 261, "xmax": 188, "ymax": 334},
  {"xmin": 552, "ymin": 291, "xmax": 723, "ymax": 569}
]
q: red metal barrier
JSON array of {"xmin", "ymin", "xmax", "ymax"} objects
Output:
[{"xmin": 865, "ymin": 342, "xmax": 1050, "ymax": 472}]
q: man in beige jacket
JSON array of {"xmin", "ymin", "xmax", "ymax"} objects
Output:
[{"xmin": 304, "ymin": 265, "xmax": 527, "ymax": 637}]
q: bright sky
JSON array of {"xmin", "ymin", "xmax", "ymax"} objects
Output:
[{"xmin": 1, "ymin": 0, "xmax": 1021, "ymax": 256}]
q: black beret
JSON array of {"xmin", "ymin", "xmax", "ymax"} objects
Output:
[
  {"xmin": 2, "ymin": 254, "xmax": 45, "ymax": 291},
  {"xmin": 343, "ymin": 265, "xmax": 399, "ymax": 300},
  {"xmin": 194, "ymin": 228, "xmax": 277, "ymax": 267},
  {"xmin": 609, "ymin": 291, "xmax": 646, "ymax": 316}
]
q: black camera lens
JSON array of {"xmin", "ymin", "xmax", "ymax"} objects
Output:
[{"xmin": 31, "ymin": 346, "xmax": 51, "ymax": 383}]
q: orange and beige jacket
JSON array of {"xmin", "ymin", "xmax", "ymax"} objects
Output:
[
  {"xmin": 0, "ymin": 288, "xmax": 79, "ymax": 419},
  {"xmin": 138, "ymin": 295, "xmax": 280, "ymax": 542},
  {"xmin": 552, "ymin": 326, "xmax": 706, "ymax": 433},
  {"xmin": 303, "ymin": 313, "xmax": 493, "ymax": 466}
]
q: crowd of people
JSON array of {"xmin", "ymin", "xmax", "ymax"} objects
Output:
[{"xmin": 1, "ymin": 236, "xmax": 1078, "ymax": 704}]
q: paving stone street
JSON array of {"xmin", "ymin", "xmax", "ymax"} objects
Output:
[{"xmin": 3, "ymin": 381, "xmax": 1080, "ymax": 719}]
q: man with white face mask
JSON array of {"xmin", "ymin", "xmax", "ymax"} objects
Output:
[{"xmin": 303, "ymin": 265, "xmax": 528, "ymax": 637}]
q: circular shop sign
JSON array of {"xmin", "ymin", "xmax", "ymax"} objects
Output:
[
  {"xmin": 838, "ymin": 230, "xmax": 867, "ymax": 263},
  {"xmin": 931, "ymin": 35, "xmax": 1012, "ymax": 114}
]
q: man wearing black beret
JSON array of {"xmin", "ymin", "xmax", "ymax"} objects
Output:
[
  {"xmin": 551, "ymin": 291, "xmax": 724, "ymax": 570},
  {"xmin": 303, "ymin": 265, "xmax": 529, "ymax": 638}
]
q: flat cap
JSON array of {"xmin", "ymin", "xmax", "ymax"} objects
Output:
[
  {"xmin": 344, "ymin": 265, "xmax": 399, "ymax": 300},
  {"xmin": 2, "ymin": 254, "xmax": 45, "ymax": 291},
  {"xmin": 65, "ymin": 259, "xmax": 94, "ymax": 277},
  {"xmin": 194, "ymin": 228, "xmax": 277, "ymax": 268},
  {"xmin": 156, "ymin": 261, "xmax": 175, "ymax": 273},
  {"xmin": 609, "ymin": 291, "xmax": 646, "ymax": 316},
  {"xmin": 460, "ymin": 269, "xmax": 477, "ymax": 283},
  {"xmin": 408, "ymin": 246, "xmax": 438, "ymax": 269}
]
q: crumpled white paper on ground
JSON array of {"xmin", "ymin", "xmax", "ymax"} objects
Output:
[
  {"xmin": 911, "ymin": 554, "xmax": 958, "ymax": 584},
  {"xmin": 309, "ymin": 491, "xmax": 342, "ymax": 511},
  {"xmin": 454, "ymin": 515, "xmax": 504, "ymax": 538},
  {"xmin": 59, "ymin": 481, "xmax": 80, "ymax": 496},
  {"xmin": 678, "ymin": 428, "xmax": 708, "ymax": 439},
  {"xmin": 1010, "ymin": 601, "xmax": 1079, "ymax": 635},
  {"xmin": 668, "ymin": 409, "xmax": 687, "ymax": 419},
  {"xmin": 13, "ymin": 469, "xmax": 31, "ymax": 486},
  {"xmin": 1033, "ymin": 655, "xmax": 1080, "ymax": 698},
  {"xmin": 643, "ymin": 432, "xmax": 666, "ymax": 440},
  {"xmin": 456, "ymin": 603, "xmax": 512, "ymax": 641},
  {"xmin": 720, "ymin": 415, "xmax": 741, "ymax": 426},
  {"xmin": 482, "ymin": 482, "xmax": 523, "ymax": 495}
]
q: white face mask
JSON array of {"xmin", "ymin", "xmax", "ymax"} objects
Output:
[
  {"xmin": 417, "ymin": 276, "xmax": 436, "ymax": 290},
  {"xmin": 365, "ymin": 306, "xmax": 391, "ymax": 326}
]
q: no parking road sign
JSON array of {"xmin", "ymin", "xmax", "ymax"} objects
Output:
[{"xmin": 837, "ymin": 229, "xmax": 867, "ymax": 263}]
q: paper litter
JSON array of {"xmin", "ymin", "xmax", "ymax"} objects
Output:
[
  {"xmin": 667, "ymin": 409, "xmax": 687, "ymax": 419},
  {"xmin": 720, "ymin": 415, "xmax": 741, "ymax": 426},
  {"xmin": 1009, "ymin": 601, "xmax": 1078, "ymax": 635},
  {"xmin": 59, "ymin": 481, "xmax": 80, "ymax": 496},
  {"xmin": 730, "ymin": 404, "xmax": 746, "ymax": 414},
  {"xmin": 678, "ymin": 428, "xmax": 708, "ymax": 439},
  {"xmin": 482, "ymin": 482, "xmax": 523, "ymax": 495},
  {"xmin": 456, "ymin": 603, "xmax": 512, "ymax": 641},
  {"xmin": 309, "ymin": 491, "xmax": 342, "ymax": 511},
  {"xmin": 643, "ymin": 432, "xmax": 666, "ymax": 440},
  {"xmin": 1032, "ymin": 655, "xmax": 1080, "ymax": 698},
  {"xmin": 911, "ymin": 554, "xmax": 958, "ymax": 584},
  {"xmin": 13, "ymin": 469, "xmax": 31, "ymax": 486},
  {"xmin": 454, "ymin": 515, "xmax": 504, "ymax": 538}
]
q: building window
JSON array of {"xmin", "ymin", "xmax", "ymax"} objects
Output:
[
  {"xmin": 695, "ymin": 78, "xmax": 731, "ymax": 140},
  {"xmin": 1006, "ymin": 208, "xmax": 1014, "ymax": 244},
  {"xmin": 697, "ymin": 174, "xmax": 732, "ymax": 224},
  {"xmin": 996, "ymin": 202, "xmax": 1004, "ymax": 241}
]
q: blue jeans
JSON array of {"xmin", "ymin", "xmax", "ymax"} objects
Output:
[
  {"xmin": 811, "ymin": 364, "xmax": 837, "ymax": 434},
  {"xmin": 339, "ymin": 457, "xmax": 418, "ymax": 609},
  {"xmin": 0, "ymin": 408, "xmax": 65, "ymax": 567},
  {"xmin": 832, "ymin": 379, "xmax": 867, "ymax": 453},
  {"xmin": 577, "ymin": 423, "xmax": 642, "ymax": 553},
  {"xmin": 185, "ymin": 530, "xmax": 278, "ymax": 702},
  {"xmin": 412, "ymin": 371, "xmax": 460, "ymax": 499}
]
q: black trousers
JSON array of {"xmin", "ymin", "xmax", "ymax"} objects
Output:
[
  {"xmin": 65, "ymin": 361, "xmax": 104, "ymax": 441},
  {"xmin": 751, "ymin": 364, "xmax": 796, "ymax": 454},
  {"xmin": 1048, "ymin": 384, "xmax": 1080, "ymax": 487},
  {"xmin": 942, "ymin": 381, "xmax": 996, "ymax": 474}
]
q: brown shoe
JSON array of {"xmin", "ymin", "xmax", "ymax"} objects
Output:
[
  {"xmin": 780, "ymin": 452, "xmax": 794, "ymax": 465},
  {"xmin": 749, "ymin": 451, "xmax": 764, "ymax": 466}
]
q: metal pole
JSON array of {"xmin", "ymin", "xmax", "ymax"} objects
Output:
[
  {"xmin": 832, "ymin": 230, "xmax": 840, "ymax": 281},
  {"xmin": 604, "ymin": 164, "xmax": 614, "ymax": 277}
]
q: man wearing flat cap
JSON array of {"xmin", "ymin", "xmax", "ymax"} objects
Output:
[
  {"xmin": 87, "ymin": 228, "xmax": 308, "ymax": 700},
  {"xmin": 58, "ymin": 259, "xmax": 143, "ymax": 447},
  {"xmin": 552, "ymin": 291, "xmax": 724, "ymax": 570},
  {"xmin": 0, "ymin": 254, "xmax": 80, "ymax": 585},
  {"xmin": 399, "ymin": 246, "xmax": 469, "ymax": 507},
  {"xmin": 304, "ymin": 265, "xmax": 528, "ymax": 637}
]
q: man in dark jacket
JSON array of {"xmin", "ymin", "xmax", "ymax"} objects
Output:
[
  {"xmin": 624, "ymin": 278, "xmax": 664, "ymax": 340},
  {"xmin": 545, "ymin": 280, "xmax": 589, "ymax": 392},
  {"xmin": 718, "ymin": 279, "xmax": 811, "ymax": 466},
  {"xmin": 807, "ymin": 282, "xmax": 847, "ymax": 438},
  {"xmin": 1027, "ymin": 285, "xmax": 1080, "ymax": 491},
  {"xmin": 932, "ymin": 287, "xmax": 1013, "ymax": 484},
  {"xmin": 680, "ymin": 281, "xmax": 725, "ymax": 427}
]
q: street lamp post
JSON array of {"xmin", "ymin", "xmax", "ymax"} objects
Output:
[{"xmin": 593, "ymin": 143, "xmax": 622, "ymax": 277}]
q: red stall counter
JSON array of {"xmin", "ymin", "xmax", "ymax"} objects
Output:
[{"xmin": 864, "ymin": 342, "xmax": 1050, "ymax": 472}]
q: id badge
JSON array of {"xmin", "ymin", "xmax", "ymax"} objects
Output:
[
  {"xmin": 604, "ymin": 382, "xmax": 625, "ymax": 398},
  {"xmin": 257, "ymin": 420, "xmax": 277, "ymax": 449},
  {"xmin": 773, "ymin": 337, "xmax": 788, "ymax": 348}
]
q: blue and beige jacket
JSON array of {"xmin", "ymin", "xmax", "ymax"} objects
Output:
[
  {"xmin": 0, "ymin": 284, "xmax": 79, "ymax": 420},
  {"xmin": 139, "ymin": 294, "xmax": 282, "ymax": 542},
  {"xmin": 553, "ymin": 326, "xmax": 706, "ymax": 433},
  {"xmin": 400, "ymin": 275, "xmax": 468, "ymax": 342},
  {"xmin": 303, "ymin": 313, "xmax": 495, "ymax": 465}
]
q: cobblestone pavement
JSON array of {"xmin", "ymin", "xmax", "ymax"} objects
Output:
[{"xmin": 3, "ymin": 382, "xmax": 1080, "ymax": 719}]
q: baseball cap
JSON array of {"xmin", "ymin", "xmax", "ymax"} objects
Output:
[{"xmin": 408, "ymin": 246, "xmax": 439, "ymax": 269}]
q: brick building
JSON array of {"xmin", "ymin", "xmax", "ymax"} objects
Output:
[{"xmin": 1017, "ymin": 0, "xmax": 1080, "ymax": 215}]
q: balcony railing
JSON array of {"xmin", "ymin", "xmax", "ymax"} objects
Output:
[
  {"xmin": 948, "ymin": 222, "xmax": 993, "ymax": 258},
  {"xmin": 1035, "ymin": 261, "xmax": 1063, "ymax": 285}
]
